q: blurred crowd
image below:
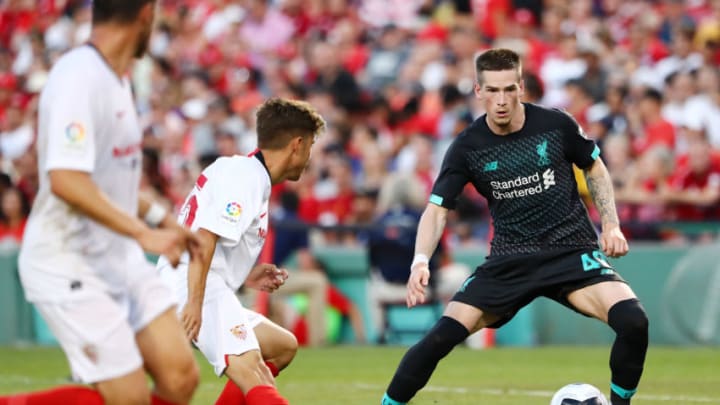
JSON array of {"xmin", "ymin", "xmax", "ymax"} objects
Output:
[{"xmin": 2, "ymin": 0, "xmax": 720, "ymax": 253}]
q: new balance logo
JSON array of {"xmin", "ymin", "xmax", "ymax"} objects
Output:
[
  {"xmin": 484, "ymin": 161, "xmax": 498, "ymax": 172},
  {"xmin": 542, "ymin": 168, "xmax": 555, "ymax": 189}
]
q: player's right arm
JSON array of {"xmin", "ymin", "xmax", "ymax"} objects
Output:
[
  {"xmin": 407, "ymin": 203, "xmax": 449, "ymax": 307},
  {"xmin": 407, "ymin": 137, "xmax": 470, "ymax": 307},
  {"xmin": 42, "ymin": 63, "xmax": 194, "ymax": 266},
  {"xmin": 49, "ymin": 170, "xmax": 193, "ymax": 266},
  {"xmin": 180, "ymin": 227, "xmax": 218, "ymax": 341},
  {"xmin": 178, "ymin": 159, "xmax": 265, "ymax": 339}
]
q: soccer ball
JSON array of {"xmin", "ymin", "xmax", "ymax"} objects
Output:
[{"xmin": 550, "ymin": 383, "xmax": 609, "ymax": 405}]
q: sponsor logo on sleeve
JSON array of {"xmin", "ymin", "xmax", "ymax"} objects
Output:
[
  {"xmin": 222, "ymin": 201, "xmax": 242, "ymax": 223},
  {"xmin": 64, "ymin": 122, "xmax": 86, "ymax": 147}
]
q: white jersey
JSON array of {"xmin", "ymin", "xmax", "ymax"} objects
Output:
[
  {"xmin": 159, "ymin": 153, "xmax": 271, "ymax": 291},
  {"xmin": 20, "ymin": 45, "xmax": 146, "ymax": 302}
]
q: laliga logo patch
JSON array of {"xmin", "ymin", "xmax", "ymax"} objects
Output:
[
  {"xmin": 65, "ymin": 122, "xmax": 86, "ymax": 146},
  {"xmin": 230, "ymin": 324, "xmax": 247, "ymax": 340},
  {"xmin": 222, "ymin": 201, "xmax": 242, "ymax": 222}
]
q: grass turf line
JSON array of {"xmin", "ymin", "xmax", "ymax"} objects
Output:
[{"xmin": 0, "ymin": 346, "xmax": 718, "ymax": 404}]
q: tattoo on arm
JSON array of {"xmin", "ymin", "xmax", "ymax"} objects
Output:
[{"xmin": 584, "ymin": 162, "xmax": 620, "ymax": 227}]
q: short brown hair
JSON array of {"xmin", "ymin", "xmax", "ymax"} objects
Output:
[
  {"xmin": 475, "ymin": 48, "xmax": 522, "ymax": 84},
  {"xmin": 256, "ymin": 98, "xmax": 325, "ymax": 150}
]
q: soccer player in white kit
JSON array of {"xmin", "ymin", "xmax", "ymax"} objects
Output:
[
  {"xmin": 0, "ymin": 1, "xmax": 201, "ymax": 405},
  {"xmin": 158, "ymin": 98, "xmax": 325, "ymax": 405}
]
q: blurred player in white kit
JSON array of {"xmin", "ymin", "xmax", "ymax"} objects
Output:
[
  {"xmin": 157, "ymin": 98, "xmax": 325, "ymax": 405},
  {"xmin": 0, "ymin": 1, "xmax": 202, "ymax": 404}
]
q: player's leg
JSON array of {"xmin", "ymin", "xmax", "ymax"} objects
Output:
[
  {"xmin": 0, "ymin": 372, "xmax": 148, "ymax": 405},
  {"xmin": 128, "ymin": 263, "xmax": 199, "ymax": 405},
  {"xmin": 0, "ymin": 297, "xmax": 152, "ymax": 405},
  {"xmin": 383, "ymin": 259, "xmax": 522, "ymax": 405},
  {"xmin": 135, "ymin": 308, "xmax": 199, "ymax": 405},
  {"xmin": 382, "ymin": 301, "xmax": 500, "ymax": 405},
  {"xmin": 255, "ymin": 316, "xmax": 299, "ymax": 373},
  {"xmin": 224, "ymin": 350, "xmax": 288, "ymax": 405},
  {"xmin": 216, "ymin": 310, "xmax": 297, "ymax": 404},
  {"xmin": 190, "ymin": 277, "xmax": 288, "ymax": 405},
  {"xmin": 567, "ymin": 281, "xmax": 648, "ymax": 405},
  {"xmin": 0, "ymin": 386, "xmax": 105, "ymax": 405},
  {"xmin": 95, "ymin": 370, "xmax": 152, "ymax": 405}
]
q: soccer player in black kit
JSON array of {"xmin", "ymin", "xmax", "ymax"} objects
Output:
[{"xmin": 381, "ymin": 48, "xmax": 648, "ymax": 405}]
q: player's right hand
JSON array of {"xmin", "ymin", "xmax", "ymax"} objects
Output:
[
  {"xmin": 407, "ymin": 263, "xmax": 430, "ymax": 308},
  {"xmin": 137, "ymin": 226, "xmax": 197, "ymax": 267},
  {"xmin": 180, "ymin": 300, "xmax": 202, "ymax": 341}
]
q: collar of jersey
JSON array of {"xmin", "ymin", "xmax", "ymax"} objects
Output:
[
  {"xmin": 84, "ymin": 42, "xmax": 125, "ymax": 85},
  {"xmin": 249, "ymin": 149, "xmax": 272, "ymax": 180}
]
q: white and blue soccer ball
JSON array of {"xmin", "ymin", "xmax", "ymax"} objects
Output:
[{"xmin": 550, "ymin": 383, "xmax": 609, "ymax": 405}]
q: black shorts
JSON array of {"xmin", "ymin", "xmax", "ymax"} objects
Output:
[{"xmin": 452, "ymin": 247, "xmax": 626, "ymax": 329}]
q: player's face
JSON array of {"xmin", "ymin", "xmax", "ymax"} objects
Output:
[
  {"xmin": 134, "ymin": 3, "xmax": 156, "ymax": 58},
  {"xmin": 475, "ymin": 69, "xmax": 524, "ymax": 129},
  {"xmin": 286, "ymin": 134, "xmax": 316, "ymax": 181}
]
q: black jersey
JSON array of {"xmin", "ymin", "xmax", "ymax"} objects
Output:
[{"xmin": 431, "ymin": 103, "xmax": 600, "ymax": 257}]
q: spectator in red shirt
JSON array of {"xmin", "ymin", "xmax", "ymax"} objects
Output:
[
  {"xmin": 472, "ymin": 0, "xmax": 512, "ymax": 41},
  {"xmin": 664, "ymin": 135, "xmax": 720, "ymax": 221},
  {"xmin": 316, "ymin": 153, "xmax": 356, "ymax": 226},
  {"xmin": 616, "ymin": 145, "xmax": 675, "ymax": 224},
  {"xmin": 629, "ymin": 88, "xmax": 676, "ymax": 155},
  {"xmin": 0, "ymin": 73, "xmax": 17, "ymax": 126}
]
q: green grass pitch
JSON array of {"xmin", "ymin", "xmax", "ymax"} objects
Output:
[{"xmin": 1, "ymin": 345, "xmax": 718, "ymax": 404}]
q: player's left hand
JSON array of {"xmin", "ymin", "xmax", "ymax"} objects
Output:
[
  {"xmin": 246, "ymin": 263, "xmax": 289, "ymax": 292},
  {"xmin": 599, "ymin": 224, "xmax": 629, "ymax": 258},
  {"xmin": 180, "ymin": 300, "xmax": 203, "ymax": 342}
]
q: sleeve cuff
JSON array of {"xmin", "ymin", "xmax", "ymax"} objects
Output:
[{"xmin": 429, "ymin": 193, "xmax": 455, "ymax": 209}]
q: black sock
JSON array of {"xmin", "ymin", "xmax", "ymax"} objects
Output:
[
  {"xmin": 385, "ymin": 316, "xmax": 470, "ymax": 403},
  {"xmin": 607, "ymin": 299, "xmax": 649, "ymax": 404},
  {"xmin": 610, "ymin": 392, "xmax": 630, "ymax": 405}
]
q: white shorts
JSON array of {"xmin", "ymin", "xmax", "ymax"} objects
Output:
[
  {"xmin": 34, "ymin": 270, "xmax": 175, "ymax": 384},
  {"xmin": 163, "ymin": 267, "xmax": 265, "ymax": 376}
]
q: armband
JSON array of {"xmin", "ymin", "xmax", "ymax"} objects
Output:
[
  {"xmin": 144, "ymin": 202, "xmax": 167, "ymax": 227},
  {"xmin": 411, "ymin": 253, "xmax": 430, "ymax": 269}
]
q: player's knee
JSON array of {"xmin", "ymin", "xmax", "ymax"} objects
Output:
[
  {"xmin": 608, "ymin": 299, "xmax": 649, "ymax": 337},
  {"xmin": 422, "ymin": 316, "xmax": 470, "ymax": 352},
  {"xmin": 277, "ymin": 331, "xmax": 299, "ymax": 369},
  {"xmin": 176, "ymin": 361, "xmax": 200, "ymax": 399},
  {"xmin": 156, "ymin": 358, "xmax": 200, "ymax": 401}
]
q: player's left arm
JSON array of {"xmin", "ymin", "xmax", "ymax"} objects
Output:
[
  {"xmin": 583, "ymin": 158, "xmax": 629, "ymax": 258},
  {"xmin": 560, "ymin": 108, "xmax": 629, "ymax": 258},
  {"xmin": 244, "ymin": 263, "xmax": 288, "ymax": 292}
]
